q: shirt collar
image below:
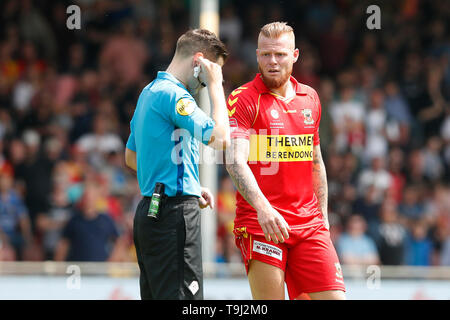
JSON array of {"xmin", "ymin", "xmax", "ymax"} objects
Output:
[
  {"xmin": 253, "ymin": 73, "xmax": 308, "ymax": 96},
  {"xmin": 157, "ymin": 71, "xmax": 188, "ymax": 90}
]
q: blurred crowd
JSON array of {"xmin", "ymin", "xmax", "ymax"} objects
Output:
[{"xmin": 0, "ymin": 0, "xmax": 449, "ymax": 268}]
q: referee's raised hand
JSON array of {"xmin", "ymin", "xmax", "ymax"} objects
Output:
[
  {"xmin": 195, "ymin": 54, "xmax": 230, "ymax": 150},
  {"xmin": 197, "ymin": 55, "xmax": 223, "ymax": 87}
]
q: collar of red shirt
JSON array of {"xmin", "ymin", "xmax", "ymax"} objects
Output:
[{"xmin": 252, "ymin": 73, "xmax": 308, "ymax": 96}]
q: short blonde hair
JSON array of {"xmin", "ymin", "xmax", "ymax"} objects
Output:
[{"xmin": 259, "ymin": 21, "xmax": 294, "ymax": 39}]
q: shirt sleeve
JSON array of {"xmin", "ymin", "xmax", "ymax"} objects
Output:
[
  {"xmin": 126, "ymin": 114, "xmax": 136, "ymax": 151},
  {"xmin": 313, "ymin": 90, "xmax": 322, "ymax": 146},
  {"xmin": 169, "ymin": 94, "xmax": 216, "ymax": 145},
  {"xmin": 227, "ymin": 91, "xmax": 257, "ymax": 140}
]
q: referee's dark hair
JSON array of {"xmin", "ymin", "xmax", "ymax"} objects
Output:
[{"xmin": 175, "ymin": 29, "xmax": 228, "ymax": 62}]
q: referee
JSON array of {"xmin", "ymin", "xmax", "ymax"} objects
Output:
[{"xmin": 124, "ymin": 29, "xmax": 229, "ymax": 300}]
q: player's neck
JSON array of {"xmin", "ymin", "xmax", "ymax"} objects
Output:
[
  {"xmin": 269, "ymin": 81, "xmax": 295, "ymax": 99},
  {"xmin": 166, "ymin": 59, "xmax": 188, "ymax": 88}
]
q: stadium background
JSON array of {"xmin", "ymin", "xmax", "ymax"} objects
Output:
[{"xmin": 0, "ymin": 0, "xmax": 449, "ymax": 299}]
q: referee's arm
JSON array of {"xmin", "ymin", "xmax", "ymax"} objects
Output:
[
  {"xmin": 198, "ymin": 56, "xmax": 230, "ymax": 150},
  {"xmin": 125, "ymin": 148, "xmax": 137, "ymax": 171}
]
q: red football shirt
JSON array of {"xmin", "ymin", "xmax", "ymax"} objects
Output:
[{"xmin": 228, "ymin": 74, "xmax": 324, "ymax": 234}]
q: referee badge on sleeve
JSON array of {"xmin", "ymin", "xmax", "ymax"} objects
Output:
[{"xmin": 176, "ymin": 98, "xmax": 195, "ymax": 116}]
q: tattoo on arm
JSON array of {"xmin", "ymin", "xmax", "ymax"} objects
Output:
[
  {"xmin": 312, "ymin": 145, "xmax": 328, "ymax": 221},
  {"xmin": 225, "ymin": 139, "xmax": 269, "ymax": 211}
]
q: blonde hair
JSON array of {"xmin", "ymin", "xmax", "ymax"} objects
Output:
[{"xmin": 259, "ymin": 21, "xmax": 294, "ymax": 39}]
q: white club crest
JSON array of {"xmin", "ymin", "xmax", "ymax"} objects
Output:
[
  {"xmin": 301, "ymin": 108, "xmax": 314, "ymax": 125},
  {"xmin": 270, "ymin": 109, "xmax": 279, "ymax": 119}
]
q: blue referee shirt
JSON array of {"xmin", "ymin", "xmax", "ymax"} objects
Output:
[{"xmin": 126, "ymin": 71, "xmax": 215, "ymax": 197}]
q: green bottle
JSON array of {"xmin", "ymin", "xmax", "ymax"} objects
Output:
[{"xmin": 148, "ymin": 183, "xmax": 164, "ymax": 219}]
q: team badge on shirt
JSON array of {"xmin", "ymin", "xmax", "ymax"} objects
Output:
[
  {"xmin": 301, "ymin": 108, "xmax": 314, "ymax": 125},
  {"xmin": 176, "ymin": 98, "xmax": 195, "ymax": 116},
  {"xmin": 270, "ymin": 109, "xmax": 280, "ymax": 119}
]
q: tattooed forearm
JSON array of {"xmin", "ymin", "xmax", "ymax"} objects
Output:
[
  {"xmin": 226, "ymin": 163, "xmax": 264, "ymax": 208},
  {"xmin": 312, "ymin": 145, "xmax": 329, "ymax": 223},
  {"xmin": 225, "ymin": 139, "xmax": 270, "ymax": 211}
]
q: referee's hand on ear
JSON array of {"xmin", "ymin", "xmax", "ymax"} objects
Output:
[{"xmin": 197, "ymin": 56, "xmax": 223, "ymax": 88}]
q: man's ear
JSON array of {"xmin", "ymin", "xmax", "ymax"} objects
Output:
[
  {"xmin": 256, "ymin": 49, "xmax": 261, "ymax": 63},
  {"xmin": 293, "ymin": 48, "xmax": 300, "ymax": 63},
  {"xmin": 193, "ymin": 52, "xmax": 204, "ymax": 67}
]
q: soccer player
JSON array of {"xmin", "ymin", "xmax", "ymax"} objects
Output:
[{"xmin": 225, "ymin": 22, "xmax": 346, "ymax": 300}]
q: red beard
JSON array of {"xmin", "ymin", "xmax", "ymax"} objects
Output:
[{"xmin": 258, "ymin": 65, "xmax": 292, "ymax": 89}]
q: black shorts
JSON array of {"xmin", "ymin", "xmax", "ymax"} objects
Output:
[{"xmin": 133, "ymin": 195, "xmax": 203, "ymax": 300}]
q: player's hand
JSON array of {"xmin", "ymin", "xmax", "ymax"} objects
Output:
[
  {"xmin": 257, "ymin": 207, "xmax": 291, "ymax": 244},
  {"xmin": 197, "ymin": 56, "xmax": 223, "ymax": 87},
  {"xmin": 198, "ymin": 187, "xmax": 214, "ymax": 209}
]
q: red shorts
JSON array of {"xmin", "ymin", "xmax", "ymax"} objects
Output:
[{"xmin": 234, "ymin": 223, "xmax": 345, "ymax": 299}]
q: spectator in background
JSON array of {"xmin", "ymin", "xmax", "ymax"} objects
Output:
[
  {"xmin": 75, "ymin": 114, "xmax": 124, "ymax": 169},
  {"xmin": 216, "ymin": 174, "xmax": 240, "ymax": 263},
  {"xmin": 406, "ymin": 149, "xmax": 426, "ymax": 185},
  {"xmin": 316, "ymin": 78, "xmax": 335, "ymax": 153},
  {"xmin": 12, "ymin": 67, "xmax": 37, "ymax": 117},
  {"xmin": 352, "ymin": 185, "xmax": 381, "ymax": 236},
  {"xmin": 67, "ymin": 70, "xmax": 102, "ymax": 143},
  {"xmin": 0, "ymin": 171, "xmax": 33, "ymax": 260},
  {"xmin": 387, "ymin": 148, "xmax": 407, "ymax": 205},
  {"xmin": 421, "ymin": 136, "xmax": 445, "ymax": 182},
  {"xmin": 19, "ymin": 130, "xmax": 54, "ymax": 230},
  {"xmin": 329, "ymin": 84, "xmax": 365, "ymax": 154},
  {"xmin": 95, "ymin": 172, "xmax": 123, "ymax": 223},
  {"xmin": 36, "ymin": 182, "xmax": 72, "ymax": 260},
  {"xmin": 103, "ymin": 150, "xmax": 128, "ymax": 197},
  {"xmin": 216, "ymin": 175, "xmax": 236, "ymax": 241},
  {"xmin": 7, "ymin": 138, "xmax": 27, "ymax": 196},
  {"xmin": 337, "ymin": 214, "xmax": 380, "ymax": 266},
  {"xmin": 399, "ymin": 52, "xmax": 428, "ymax": 140},
  {"xmin": 426, "ymin": 183, "xmax": 450, "ymax": 263},
  {"xmin": 219, "ymin": 4, "xmax": 242, "ymax": 52},
  {"xmin": 0, "ymin": 227, "xmax": 16, "ymax": 260},
  {"xmin": 384, "ymin": 80, "xmax": 413, "ymax": 147},
  {"xmin": 353, "ymin": 33, "xmax": 379, "ymax": 69},
  {"xmin": 398, "ymin": 185, "xmax": 426, "ymax": 223},
  {"xmin": 416, "ymin": 63, "xmax": 448, "ymax": 138},
  {"xmin": 442, "ymin": 110, "xmax": 450, "ymax": 180},
  {"xmin": 318, "ymin": 15, "xmax": 349, "ymax": 76},
  {"xmin": 357, "ymin": 156, "xmax": 392, "ymax": 204},
  {"xmin": 440, "ymin": 233, "xmax": 450, "ymax": 266},
  {"xmin": 364, "ymin": 88, "xmax": 388, "ymax": 162},
  {"xmin": 62, "ymin": 43, "xmax": 87, "ymax": 76},
  {"xmin": 304, "ymin": 0, "xmax": 336, "ymax": 36},
  {"xmin": 293, "ymin": 40, "xmax": 321, "ymax": 89},
  {"xmin": 99, "ymin": 19, "xmax": 148, "ymax": 87},
  {"xmin": 333, "ymin": 183, "xmax": 357, "ymax": 222},
  {"xmin": 54, "ymin": 182, "xmax": 120, "ymax": 262},
  {"xmin": 328, "ymin": 212, "xmax": 343, "ymax": 246},
  {"xmin": 372, "ymin": 199, "xmax": 407, "ymax": 265},
  {"xmin": 18, "ymin": 0, "xmax": 57, "ymax": 60},
  {"xmin": 405, "ymin": 220, "xmax": 433, "ymax": 266},
  {"xmin": 0, "ymin": 140, "xmax": 14, "ymax": 179},
  {"xmin": 358, "ymin": 65, "xmax": 380, "ymax": 105}
]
